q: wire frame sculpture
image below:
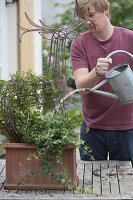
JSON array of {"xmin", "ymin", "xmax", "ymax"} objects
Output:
[
  {"xmin": 18, "ymin": 0, "xmax": 96, "ymax": 102},
  {"xmin": 18, "ymin": 2, "xmax": 83, "ymax": 98}
]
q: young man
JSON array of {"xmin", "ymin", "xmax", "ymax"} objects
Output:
[{"xmin": 71, "ymin": 0, "xmax": 133, "ymax": 160}]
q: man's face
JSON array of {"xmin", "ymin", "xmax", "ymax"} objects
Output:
[{"xmin": 84, "ymin": 6, "xmax": 108, "ymax": 33}]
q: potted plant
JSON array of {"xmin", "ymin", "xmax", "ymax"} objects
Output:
[{"xmin": 0, "ymin": 70, "xmax": 82, "ymax": 190}]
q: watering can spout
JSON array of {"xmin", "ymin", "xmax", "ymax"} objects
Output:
[
  {"xmin": 85, "ymin": 79, "xmax": 119, "ymax": 100},
  {"xmin": 86, "ymin": 88, "xmax": 119, "ymax": 100}
]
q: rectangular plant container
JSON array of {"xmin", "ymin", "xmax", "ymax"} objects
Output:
[{"xmin": 4, "ymin": 143, "xmax": 77, "ymax": 190}]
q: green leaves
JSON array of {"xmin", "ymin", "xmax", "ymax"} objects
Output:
[
  {"xmin": 0, "ymin": 70, "xmax": 62, "ymax": 141},
  {"xmin": 0, "ymin": 70, "xmax": 81, "ymax": 186},
  {"xmin": 109, "ymin": 0, "xmax": 133, "ymax": 30}
]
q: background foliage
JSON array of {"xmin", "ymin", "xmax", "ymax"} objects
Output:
[{"xmin": 54, "ymin": 0, "xmax": 133, "ymax": 30}]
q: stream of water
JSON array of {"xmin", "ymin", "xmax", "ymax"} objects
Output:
[{"xmin": 54, "ymin": 88, "xmax": 86, "ymax": 111}]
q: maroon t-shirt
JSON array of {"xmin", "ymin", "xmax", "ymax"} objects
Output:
[{"xmin": 71, "ymin": 27, "xmax": 133, "ymax": 130}]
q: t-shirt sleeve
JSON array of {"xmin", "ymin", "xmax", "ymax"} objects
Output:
[{"xmin": 70, "ymin": 37, "xmax": 89, "ymax": 72}]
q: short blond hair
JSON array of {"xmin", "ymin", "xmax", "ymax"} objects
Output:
[{"xmin": 75, "ymin": 0, "xmax": 110, "ymax": 19}]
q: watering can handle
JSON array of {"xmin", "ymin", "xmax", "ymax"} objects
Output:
[
  {"xmin": 91, "ymin": 50, "xmax": 133, "ymax": 91},
  {"xmin": 106, "ymin": 50, "xmax": 133, "ymax": 59}
]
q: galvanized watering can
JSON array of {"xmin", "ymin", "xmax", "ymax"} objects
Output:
[
  {"xmin": 59, "ymin": 50, "xmax": 133, "ymax": 109},
  {"xmin": 86, "ymin": 50, "xmax": 133, "ymax": 105}
]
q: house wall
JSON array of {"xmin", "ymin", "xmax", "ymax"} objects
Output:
[
  {"xmin": 0, "ymin": 0, "xmax": 18, "ymax": 80},
  {"xmin": 18, "ymin": 0, "xmax": 42, "ymax": 74},
  {"xmin": 7, "ymin": 2, "xmax": 18, "ymax": 77},
  {"xmin": 18, "ymin": 0, "xmax": 34, "ymax": 72},
  {"xmin": 0, "ymin": 0, "xmax": 42, "ymax": 79}
]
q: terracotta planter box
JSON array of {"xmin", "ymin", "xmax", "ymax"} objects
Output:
[{"xmin": 4, "ymin": 143, "xmax": 77, "ymax": 190}]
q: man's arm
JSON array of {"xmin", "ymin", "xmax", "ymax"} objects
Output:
[{"xmin": 73, "ymin": 58, "xmax": 112, "ymax": 95}]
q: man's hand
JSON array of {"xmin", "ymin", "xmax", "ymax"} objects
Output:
[{"xmin": 95, "ymin": 58, "xmax": 112, "ymax": 76}]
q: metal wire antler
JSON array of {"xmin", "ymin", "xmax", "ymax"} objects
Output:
[{"xmin": 18, "ymin": 1, "xmax": 83, "ymax": 100}]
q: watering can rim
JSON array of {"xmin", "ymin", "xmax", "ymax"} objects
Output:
[{"xmin": 105, "ymin": 63, "xmax": 130, "ymax": 79}]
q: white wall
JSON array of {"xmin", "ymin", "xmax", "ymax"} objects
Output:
[
  {"xmin": 0, "ymin": 0, "xmax": 9, "ymax": 80},
  {"xmin": 0, "ymin": 0, "xmax": 18, "ymax": 80},
  {"xmin": 6, "ymin": 2, "xmax": 18, "ymax": 77}
]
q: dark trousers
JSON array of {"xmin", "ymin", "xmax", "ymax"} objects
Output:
[{"xmin": 80, "ymin": 121, "xmax": 133, "ymax": 161}]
